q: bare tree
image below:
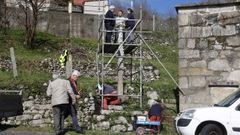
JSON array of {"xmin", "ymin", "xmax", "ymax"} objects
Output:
[{"xmin": 18, "ymin": 0, "xmax": 47, "ymax": 49}]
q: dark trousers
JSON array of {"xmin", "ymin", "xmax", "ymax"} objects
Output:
[
  {"xmin": 53, "ymin": 104, "xmax": 68, "ymax": 135},
  {"xmin": 69, "ymin": 104, "xmax": 81, "ymax": 131},
  {"xmin": 105, "ymin": 25, "xmax": 114, "ymax": 43}
]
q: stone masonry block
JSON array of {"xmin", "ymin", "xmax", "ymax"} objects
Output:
[
  {"xmin": 179, "ymin": 59, "xmax": 188, "ymax": 68},
  {"xmin": 197, "ymin": 39, "xmax": 208, "ymax": 50},
  {"xmin": 189, "ymin": 76, "xmax": 206, "ymax": 88},
  {"xmin": 227, "ymin": 70, "xmax": 240, "ymax": 82},
  {"xmin": 190, "ymin": 60, "xmax": 207, "ymax": 68},
  {"xmin": 187, "ymin": 39, "xmax": 195, "ymax": 49},
  {"xmin": 208, "ymin": 59, "xmax": 231, "ymax": 71},
  {"xmin": 226, "ymin": 36, "xmax": 240, "ymax": 46},
  {"xmin": 233, "ymin": 59, "xmax": 240, "ymax": 69},
  {"xmin": 179, "ymin": 68, "xmax": 213, "ymax": 76},
  {"xmin": 178, "ymin": 13, "xmax": 189, "ymax": 26},
  {"xmin": 179, "ymin": 50, "xmax": 200, "ymax": 59},
  {"xmin": 178, "ymin": 39, "xmax": 186, "ymax": 49},
  {"xmin": 202, "ymin": 27, "xmax": 212, "ymax": 37},
  {"xmin": 201, "ymin": 50, "xmax": 219, "ymax": 60},
  {"xmin": 189, "ymin": 13, "xmax": 204, "ymax": 26},
  {"xmin": 179, "ymin": 77, "xmax": 189, "ymax": 89},
  {"xmin": 191, "ymin": 27, "xmax": 203, "ymax": 38},
  {"xmin": 179, "ymin": 27, "xmax": 191, "ymax": 38}
]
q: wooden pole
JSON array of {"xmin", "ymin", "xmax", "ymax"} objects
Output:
[
  {"xmin": 66, "ymin": 54, "xmax": 72, "ymax": 78},
  {"xmin": 153, "ymin": 14, "xmax": 156, "ymax": 31},
  {"xmin": 10, "ymin": 47, "xmax": 18, "ymax": 78}
]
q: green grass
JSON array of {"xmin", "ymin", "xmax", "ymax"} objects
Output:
[{"xmin": 3, "ymin": 125, "xmax": 177, "ymax": 135}]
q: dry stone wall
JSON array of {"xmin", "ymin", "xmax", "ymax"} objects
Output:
[{"xmin": 177, "ymin": 2, "xmax": 240, "ymax": 110}]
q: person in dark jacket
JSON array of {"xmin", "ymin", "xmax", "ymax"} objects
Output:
[
  {"xmin": 105, "ymin": 5, "xmax": 116, "ymax": 43},
  {"xmin": 67, "ymin": 70, "xmax": 83, "ymax": 134},
  {"xmin": 125, "ymin": 8, "xmax": 135, "ymax": 43},
  {"xmin": 148, "ymin": 99, "xmax": 164, "ymax": 133},
  {"xmin": 97, "ymin": 84, "xmax": 121, "ymax": 110}
]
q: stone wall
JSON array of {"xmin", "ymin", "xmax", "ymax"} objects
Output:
[
  {"xmin": 177, "ymin": 2, "xmax": 240, "ymax": 110},
  {"xmin": 1, "ymin": 91, "xmax": 174, "ymax": 132}
]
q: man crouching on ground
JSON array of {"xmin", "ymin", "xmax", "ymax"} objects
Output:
[{"xmin": 47, "ymin": 71, "xmax": 76, "ymax": 135}]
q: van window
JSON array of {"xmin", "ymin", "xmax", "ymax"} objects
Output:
[{"xmin": 216, "ymin": 91, "xmax": 240, "ymax": 107}]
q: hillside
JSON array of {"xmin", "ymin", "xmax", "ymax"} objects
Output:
[{"xmin": 0, "ymin": 29, "xmax": 178, "ymax": 101}]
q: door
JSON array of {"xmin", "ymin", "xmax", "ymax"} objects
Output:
[{"xmin": 230, "ymin": 103, "xmax": 240, "ymax": 135}]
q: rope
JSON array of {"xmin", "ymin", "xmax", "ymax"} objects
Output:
[{"xmin": 137, "ymin": 33, "xmax": 185, "ymax": 96}]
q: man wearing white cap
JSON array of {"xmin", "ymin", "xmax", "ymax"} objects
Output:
[
  {"xmin": 66, "ymin": 70, "xmax": 83, "ymax": 133},
  {"xmin": 105, "ymin": 5, "xmax": 116, "ymax": 43},
  {"xmin": 47, "ymin": 71, "xmax": 76, "ymax": 135}
]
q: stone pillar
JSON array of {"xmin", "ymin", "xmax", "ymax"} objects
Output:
[{"xmin": 117, "ymin": 47, "xmax": 124, "ymax": 95}]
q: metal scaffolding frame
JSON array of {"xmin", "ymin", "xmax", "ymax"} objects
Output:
[
  {"xmin": 95, "ymin": 0, "xmax": 185, "ymax": 110},
  {"xmin": 96, "ymin": 0, "xmax": 144, "ymax": 109}
]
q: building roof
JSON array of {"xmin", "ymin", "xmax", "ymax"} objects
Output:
[{"xmin": 175, "ymin": 1, "xmax": 240, "ymax": 13}]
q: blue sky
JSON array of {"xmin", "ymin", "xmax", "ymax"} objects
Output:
[
  {"xmin": 110, "ymin": 0, "xmax": 202, "ymax": 14},
  {"xmin": 148, "ymin": 0, "xmax": 201, "ymax": 14}
]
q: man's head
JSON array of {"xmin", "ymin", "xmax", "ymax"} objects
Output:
[
  {"xmin": 118, "ymin": 10, "xmax": 123, "ymax": 17},
  {"xmin": 52, "ymin": 70, "xmax": 60, "ymax": 79},
  {"xmin": 70, "ymin": 70, "xmax": 80, "ymax": 81},
  {"xmin": 109, "ymin": 5, "xmax": 115, "ymax": 12},
  {"xmin": 148, "ymin": 99, "xmax": 158, "ymax": 107},
  {"xmin": 127, "ymin": 8, "xmax": 133, "ymax": 14}
]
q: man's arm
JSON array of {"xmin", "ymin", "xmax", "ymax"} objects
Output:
[
  {"xmin": 66, "ymin": 81, "xmax": 76, "ymax": 104},
  {"xmin": 46, "ymin": 81, "xmax": 52, "ymax": 96}
]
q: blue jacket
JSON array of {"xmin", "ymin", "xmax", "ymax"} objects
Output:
[
  {"xmin": 126, "ymin": 13, "xmax": 135, "ymax": 30},
  {"xmin": 148, "ymin": 104, "xmax": 162, "ymax": 116},
  {"xmin": 105, "ymin": 10, "xmax": 115, "ymax": 30}
]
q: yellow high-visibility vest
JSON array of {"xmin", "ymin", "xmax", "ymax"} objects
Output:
[{"xmin": 59, "ymin": 50, "xmax": 68, "ymax": 68}]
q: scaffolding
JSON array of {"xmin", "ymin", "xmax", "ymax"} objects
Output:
[
  {"xmin": 96, "ymin": 0, "xmax": 185, "ymax": 110},
  {"xmin": 96, "ymin": 1, "xmax": 145, "ymax": 108}
]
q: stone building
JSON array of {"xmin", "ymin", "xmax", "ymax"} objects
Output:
[{"xmin": 176, "ymin": 2, "xmax": 240, "ymax": 110}]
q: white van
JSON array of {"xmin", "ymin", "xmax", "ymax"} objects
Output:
[{"xmin": 175, "ymin": 90, "xmax": 240, "ymax": 135}]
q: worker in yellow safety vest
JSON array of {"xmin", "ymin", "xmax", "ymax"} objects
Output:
[{"xmin": 59, "ymin": 50, "xmax": 68, "ymax": 68}]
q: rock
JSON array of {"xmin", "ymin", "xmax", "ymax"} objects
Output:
[
  {"xmin": 108, "ymin": 105, "xmax": 123, "ymax": 111},
  {"xmin": 179, "ymin": 77, "xmax": 189, "ymax": 89},
  {"xmin": 97, "ymin": 121, "xmax": 110, "ymax": 130},
  {"xmin": 96, "ymin": 115, "xmax": 105, "ymax": 122},
  {"xmin": 189, "ymin": 76, "xmax": 206, "ymax": 88},
  {"xmin": 32, "ymin": 119, "xmax": 44, "ymax": 127},
  {"xmin": 33, "ymin": 114, "xmax": 42, "ymax": 120},
  {"xmin": 101, "ymin": 110, "xmax": 112, "ymax": 115},
  {"xmin": 84, "ymin": 98, "xmax": 89, "ymax": 103},
  {"xmin": 111, "ymin": 125, "xmax": 126, "ymax": 132},
  {"xmin": 23, "ymin": 101, "xmax": 34, "ymax": 108},
  {"xmin": 179, "ymin": 50, "xmax": 200, "ymax": 59},
  {"xmin": 153, "ymin": 70, "xmax": 160, "ymax": 76},
  {"xmin": 146, "ymin": 91, "xmax": 159, "ymax": 100},
  {"xmin": 28, "ymin": 96, "xmax": 34, "ymax": 100},
  {"xmin": 132, "ymin": 111, "xmax": 142, "ymax": 116},
  {"xmin": 127, "ymin": 124, "xmax": 133, "ymax": 131},
  {"xmin": 189, "ymin": 60, "xmax": 207, "ymax": 68},
  {"xmin": 208, "ymin": 59, "xmax": 231, "ymax": 71},
  {"xmin": 115, "ymin": 116, "xmax": 128, "ymax": 124},
  {"xmin": 227, "ymin": 70, "xmax": 240, "ymax": 82}
]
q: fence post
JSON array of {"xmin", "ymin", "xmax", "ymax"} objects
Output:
[
  {"xmin": 10, "ymin": 47, "xmax": 18, "ymax": 78},
  {"xmin": 66, "ymin": 54, "xmax": 72, "ymax": 78},
  {"xmin": 153, "ymin": 14, "xmax": 156, "ymax": 31}
]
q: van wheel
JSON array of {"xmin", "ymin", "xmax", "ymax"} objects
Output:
[{"xmin": 200, "ymin": 124, "xmax": 223, "ymax": 135}]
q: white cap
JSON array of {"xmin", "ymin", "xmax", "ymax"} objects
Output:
[
  {"xmin": 52, "ymin": 71, "xmax": 60, "ymax": 79},
  {"xmin": 148, "ymin": 99, "xmax": 157, "ymax": 107},
  {"xmin": 72, "ymin": 70, "xmax": 80, "ymax": 77},
  {"xmin": 109, "ymin": 5, "xmax": 115, "ymax": 10}
]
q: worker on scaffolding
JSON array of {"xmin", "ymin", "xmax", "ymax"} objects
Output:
[
  {"xmin": 115, "ymin": 10, "xmax": 126, "ymax": 43},
  {"xmin": 125, "ymin": 8, "xmax": 135, "ymax": 43},
  {"xmin": 97, "ymin": 84, "xmax": 121, "ymax": 110},
  {"xmin": 104, "ymin": 5, "xmax": 116, "ymax": 43}
]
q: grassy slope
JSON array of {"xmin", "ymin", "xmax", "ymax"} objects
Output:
[{"xmin": 0, "ymin": 30, "xmax": 178, "ymax": 99}]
